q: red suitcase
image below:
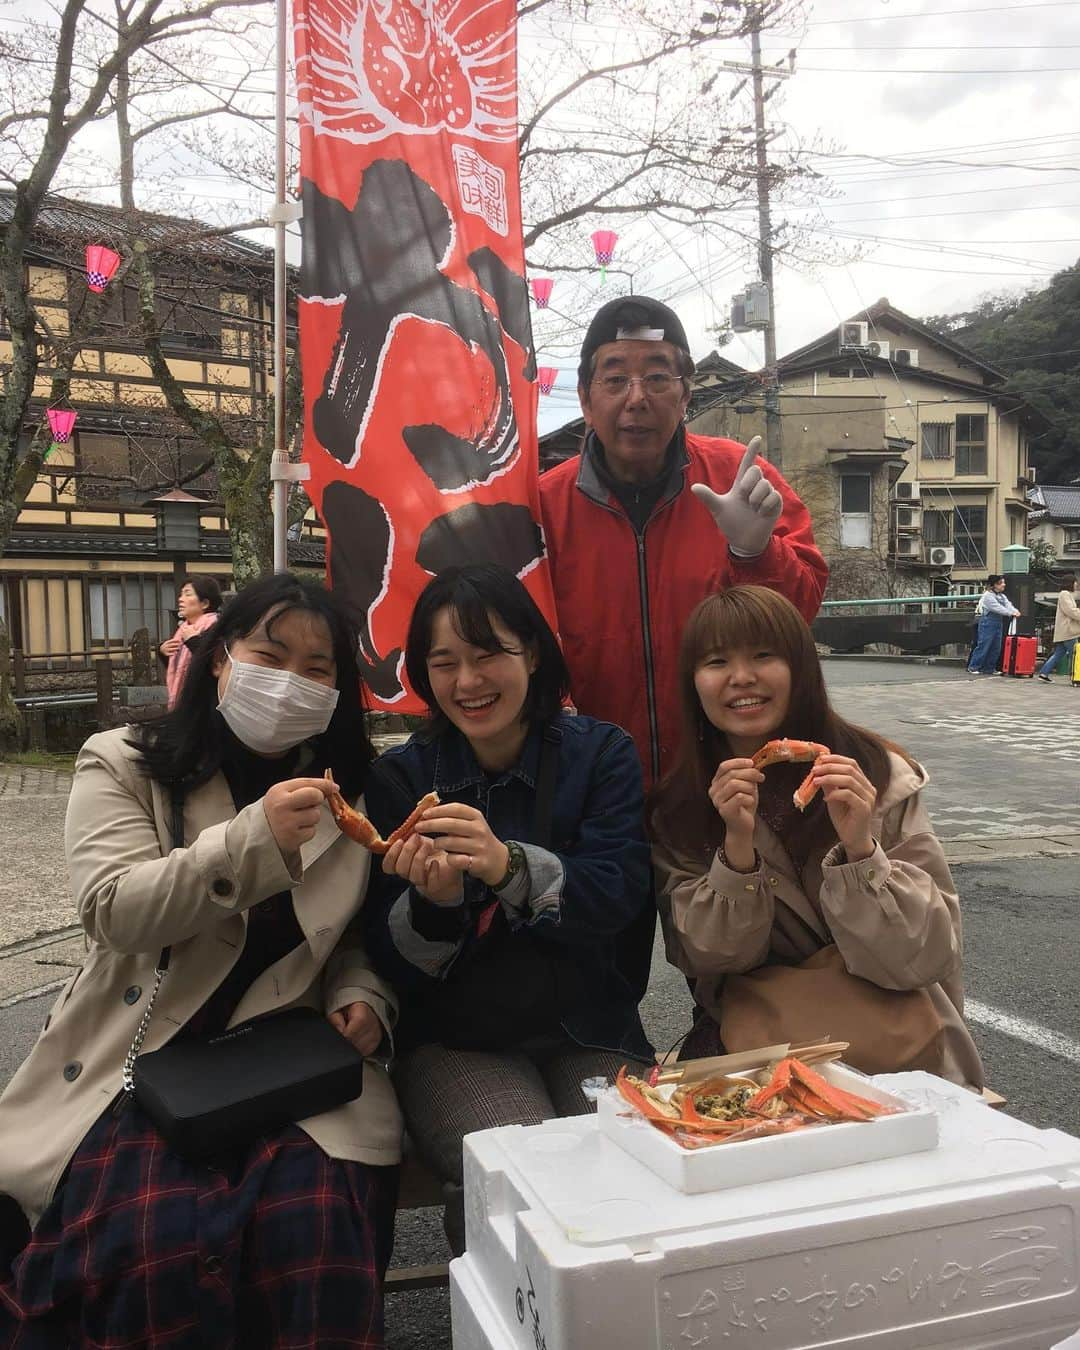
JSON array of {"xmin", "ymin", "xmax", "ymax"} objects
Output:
[{"xmin": 1003, "ymin": 635, "xmax": 1037, "ymax": 677}]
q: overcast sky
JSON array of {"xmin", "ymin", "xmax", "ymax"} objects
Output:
[{"xmin": 536, "ymin": 0, "xmax": 1080, "ymax": 431}]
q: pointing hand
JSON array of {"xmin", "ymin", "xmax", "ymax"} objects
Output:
[{"xmin": 690, "ymin": 436, "xmax": 783, "ymax": 557}]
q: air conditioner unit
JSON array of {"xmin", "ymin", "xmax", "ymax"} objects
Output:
[
  {"xmin": 839, "ymin": 321, "xmax": 869, "ymax": 350},
  {"xmin": 927, "ymin": 545, "xmax": 956, "ymax": 568},
  {"xmin": 865, "ymin": 340, "xmax": 890, "ymax": 360},
  {"xmin": 894, "ymin": 535, "xmax": 920, "ymax": 558},
  {"xmin": 893, "ymin": 479, "xmax": 921, "ymax": 503},
  {"xmin": 894, "ymin": 505, "xmax": 922, "ymax": 531},
  {"xmin": 894, "ymin": 348, "xmax": 919, "ymax": 367}
]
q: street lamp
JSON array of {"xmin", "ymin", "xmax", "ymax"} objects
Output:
[{"xmin": 148, "ymin": 489, "xmax": 203, "ymax": 592}]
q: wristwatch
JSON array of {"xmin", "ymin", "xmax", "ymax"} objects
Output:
[{"xmin": 492, "ymin": 840, "xmax": 526, "ymax": 891}]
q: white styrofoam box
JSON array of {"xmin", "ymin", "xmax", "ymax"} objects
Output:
[
  {"xmin": 1052, "ymin": 1332, "xmax": 1080, "ymax": 1349},
  {"xmin": 597, "ymin": 1060, "xmax": 938, "ymax": 1194},
  {"xmin": 451, "ymin": 1255, "xmax": 517, "ymax": 1350},
  {"xmin": 454, "ymin": 1072, "xmax": 1080, "ymax": 1350}
]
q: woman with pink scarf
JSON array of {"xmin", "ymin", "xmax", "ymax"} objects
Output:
[{"xmin": 160, "ymin": 575, "xmax": 222, "ymax": 707}]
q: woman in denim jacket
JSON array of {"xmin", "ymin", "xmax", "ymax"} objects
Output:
[{"xmin": 363, "ymin": 563, "xmax": 653, "ymax": 1252}]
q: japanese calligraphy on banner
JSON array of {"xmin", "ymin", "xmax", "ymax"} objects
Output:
[{"xmin": 293, "ymin": 0, "xmax": 554, "ymax": 710}]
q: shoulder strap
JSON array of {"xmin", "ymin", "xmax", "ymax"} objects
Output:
[{"xmin": 532, "ymin": 722, "xmax": 562, "ymax": 850}]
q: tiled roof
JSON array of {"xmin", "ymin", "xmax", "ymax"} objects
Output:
[
  {"xmin": 0, "ymin": 190, "xmax": 272, "ymax": 268},
  {"xmin": 8, "ymin": 529, "xmax": 325, "ymax": 565},
  {"xmin": 1033, "ymin": 485, "xmax": 1080, "ymax": 523}
]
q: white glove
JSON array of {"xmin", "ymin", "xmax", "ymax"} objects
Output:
[{"xmin": 689, "ymin": 437, "xmax": 783, "ymax": 558}]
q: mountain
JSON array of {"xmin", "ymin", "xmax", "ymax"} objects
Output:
[{"xmin": 923, "ymin": 259, "xmax": 1080, "ymax": 483}]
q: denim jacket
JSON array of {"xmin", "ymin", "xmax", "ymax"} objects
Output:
[{"xmin": 363, "ymin": 713, "xmax": 653, "ymax": 1060}]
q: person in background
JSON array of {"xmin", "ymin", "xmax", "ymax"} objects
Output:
[
  {"xmin": 967, "ymin": 575, "xmax": 1020, "ymax": 676},
  {"xmin": 0, "ymin": 573, "xmax": 400, "ymax": 1349},
  {"xmin": 538, "ymin": 294, "xmax": 828, "ymax": 1000},
  {"xmin": 160, "ymin": 574, "xmax": 222, "ymax": 708},
  {"xmin": 1037, "ymin": 573, "xmax": 1080, "ymax": 682},
  {"xmin": 650, "ymin": 584, "xmax": 984, "ymax": 1091},
  {"xmin": 363, "ymin": 564, "xmax": 653, "ymax": 1255}
]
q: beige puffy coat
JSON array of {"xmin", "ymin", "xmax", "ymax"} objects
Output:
[
  {"xmin": 654, "ymin": 753, "xmax": 984, "ymax": 1091},
  {"xmin": 1052, "ymin": 586, "xmax": 1080, "ymax": 644},
  {"xmin": 0, "ymin": 728, "xmax": 402, "ymax": 1227}
]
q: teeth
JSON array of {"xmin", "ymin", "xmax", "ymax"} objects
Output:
[
  {"xmin": 460, "ymin": 696, "xmax": 497, "ymax": 709},
  {"xmin": 730, "ymin": 698, "xmax": 765, "ymax": 708}
]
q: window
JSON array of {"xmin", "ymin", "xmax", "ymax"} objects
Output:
[
  {"xmin": 88, "ymin": 576, "xmax": 172, "ymax": 646},
  {"xmin": 1063, "ymin": 527, "xmax": 1080, "ymax": 554},
  {"xmin": 954, "ymin": 506, "xmax": 986, "ymax": 569},
  {"xmin": 840, "ymin": 473, "xmax": 872, "ymax": 548},
  {"xmin": 923, "ymin": 509, "xmax": 952, "ymax": 545},
  {"xmin": 955, "ymin": 414, "xmax": 987, "ymax": 475},
  {"xmin": 920, "ymin": 423, "xmax": 952, "ymax": 460},
  {"xmin": 826, "ymin": 364, "xmax": 851, "ymax": 378},
  {"xmin": 76, "ymin": 433, "xmax": 130, "ymax": 502}
]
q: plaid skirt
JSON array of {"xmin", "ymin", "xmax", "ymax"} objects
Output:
[{"xmin": 0, "ymin": 1100, "xmax": 398, "ymax": 1350}]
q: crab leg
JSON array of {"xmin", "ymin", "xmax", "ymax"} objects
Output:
[
  {"xmin": 751, "ymin": 739, "xmax": 829, "ymax": 812},
  {"xmin": 323, "ymin": 774, "xmax": 441, "ymax": 855},
  {"xmin": 385, "ymin": 792, "xmax": 441, "ymax": 848}
]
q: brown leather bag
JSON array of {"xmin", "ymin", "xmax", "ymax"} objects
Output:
[{"xmin": 719, "ymin": 944, "xmax": 946, "ymax": 1075}]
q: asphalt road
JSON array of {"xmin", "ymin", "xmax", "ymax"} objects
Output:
[{"xmin": 1, "ymin": 658, "xmax": 1078, "ymax": 1347}]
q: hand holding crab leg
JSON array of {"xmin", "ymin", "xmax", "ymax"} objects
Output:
[
  {"xmin": 807, "ymin": 754, "xmax": 877, "ymax": 860},
  {"xmin": 381, "ymin": 832, "xmax": 465, "ymax": 905},
  {"xmin": 413, "ymin": 801, "xmax": 511, "ymax": 887}
]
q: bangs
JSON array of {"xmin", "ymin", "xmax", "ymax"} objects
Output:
[
  {"xmin": 684, "ymin": 586, "xmax": 806, "ymax": 667},
  {"xmin": 445, "ymin": 592, "xmax": 521, "ymax": 655}
]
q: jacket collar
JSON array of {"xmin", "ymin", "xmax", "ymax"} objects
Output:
[
  {"xmin": 430, "ymin": 721, "xmax": 546, "ymax": 795},
  {"xmin": 576, "ymin": 426, "xmax": 688, "ymax": 510}
]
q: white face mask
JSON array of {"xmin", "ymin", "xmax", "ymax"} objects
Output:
[{"xmin": 217, "ymin": 648, "xmax": 340, "ymax": 754}]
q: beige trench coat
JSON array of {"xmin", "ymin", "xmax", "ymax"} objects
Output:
[
  {"xmin": 0, "ymin": 728, "xmax": 402, "ymax": 1227},
  {"xmin": 654, "ymin": 752, "xmax": 984, "ymax": 1091}
]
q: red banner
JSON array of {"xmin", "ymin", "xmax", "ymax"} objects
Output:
[{"xmin": 293, "ymin": 0, "xmax": 554, "ymax": 711}]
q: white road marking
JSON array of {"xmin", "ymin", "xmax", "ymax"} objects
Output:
[{"xmin": 966, "ymin": 998, "xmax": 1080, "ymax": 1066}]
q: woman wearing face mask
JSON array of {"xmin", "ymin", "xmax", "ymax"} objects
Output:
[
  {"xmin": 362, "ymin": 563, "xmax": 653, "ymax": 1255},
  {"xmin": 159, "ymin": 573, "xmax": 223, "ymax": 708},
  {"xmin": 0, "ymin": 573, "xmax": 402, "ymax": 1350}
]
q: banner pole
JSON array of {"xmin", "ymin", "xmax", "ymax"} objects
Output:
[{"xmin": 269, "ymin": 0, "xmax": 294, "ymax": 574}]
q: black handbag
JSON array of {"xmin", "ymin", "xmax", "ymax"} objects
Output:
[{"xmin": 122, "ymin": 793, "xmax": 366, "ymax": 1162}]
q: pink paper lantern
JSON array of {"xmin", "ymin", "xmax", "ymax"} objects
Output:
[
  {"xmin": 591, "ymin": 230, "xmax": 618, "ymax": 267},
  {"xmin": 537, "ymin": 367, "xmax": 558, "ymax": 395},
  {"xmin": 530, "ymin": 277, "xmax": 554, "ymax": 308},
  {"xmin": 85, "ymin": 243, "xmax": 121, "ymax": 292},
  {"xmin": 46, "ymin": 408, "xmax": 77, "ymax": 443}
]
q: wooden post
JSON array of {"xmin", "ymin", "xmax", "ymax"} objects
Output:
[
  {"xmin": 95, "ymin": 659, "xmax": 114, "ymax": 731},
  {"xmin": 130, "ymin": 627, "xmax": 153, "ymax": 686},
  {"xmin": 12, "ymin": 648, "xmax": 26, "ymax": 698},
  {"xmin": 0, "ymin": 620, "xmax": 23, "ymax": 752}
]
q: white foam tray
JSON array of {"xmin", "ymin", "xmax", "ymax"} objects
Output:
[{"xmin": 596, "ymin": 1060, "xmax": 938, "ymax": 1194}]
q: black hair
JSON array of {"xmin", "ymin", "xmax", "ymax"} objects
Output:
[
  {"xmin": 986, "ymin": 574, "xmax": 1006, "ymax": 587},
  {"xmin": 1060, "ymin": 572, "xmax": 1077, "ymax": 587},
  {"xmin": 131, "ymin": 572, "xmax": 372, "ymax": 795},
  {"xmin": 404, "ymin": 563, "xmax": 569, "ymax": 737},
  {"xmin": 182, "ymin": 574, "xmax": 223, "ymax": 613}
]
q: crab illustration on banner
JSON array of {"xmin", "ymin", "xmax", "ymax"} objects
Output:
[
  {"xmin": 529, "ymin": 277, "xmax": 553, "ymax": 309},
  {"xmin": 85, "ymin": 245, "xmax": 121, "ymax": 292},
  {"xmin": 591, "ymin": 229, "xmax": 618, "ymax": 283},
  {"xmin": 537, "ymin": 367, "xmax": 558, "ymax": 395},
  {"xmin": 293, "ymin": 0, "xmax": 555, "ymax": 710},
  {"xmin": 45, "ymin": 408, "xmax": 77, "ymax": 460}
]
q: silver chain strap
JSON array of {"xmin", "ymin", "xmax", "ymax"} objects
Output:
[{"xmin": 120, "ymin": 960, "xmax": 168, "ymax": 1095}]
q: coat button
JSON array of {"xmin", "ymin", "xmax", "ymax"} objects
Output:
[
  {"xmin": 62, "ymin": 1061, "xmax": 82, "ymax": 1081},
  {"xmin": 768, "ymin": 876, "xmax": 779, "ymax": 886},
  {"xmin": 211, "ymin": 878, "xmax": 234, "ymax": 897},
  {"xmin": 123, "ymin": 985, "xmax": 142, "ymax": 1005},
  {"xmin": 204, "ymin": 1255, "xmax": 223, "ymax": 1275}
]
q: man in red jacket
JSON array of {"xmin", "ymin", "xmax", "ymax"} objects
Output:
[{"xmin": 539, "ymin": 295, "xmax": 828, "ymax": 790}]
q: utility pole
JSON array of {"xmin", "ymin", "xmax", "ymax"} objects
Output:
[{"xmin": 723, "ymin": 6, "xmax": 792, "ymax": 470}]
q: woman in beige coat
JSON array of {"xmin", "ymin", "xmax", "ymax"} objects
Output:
[
  {"xmin": 650, "ymin": 585, "xmax": 983, "ymax": 1091},
  {"xmin": 0, "ymin": 573, "xmax": 402, "ymax": 1349}
]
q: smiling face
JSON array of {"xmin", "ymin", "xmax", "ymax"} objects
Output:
[
  {"xmin": 578, "ymin": 339, "xmax": 690, "ymax": 483},
  {"xmin": 425, "ymin": 605, "xmax": 538, "ymax": 769},
  {"xmin": 693, "ymin": 643, "xmax": 793, "ymax": 759},
  {"xmin": 212, "ymin": 604, "xmax": 337, "ymax": 703},
  {"xmin": 177, "ymin": 582, "xmax": 209, "ymax": 621}
]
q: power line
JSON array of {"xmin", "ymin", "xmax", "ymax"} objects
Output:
[
  {"xmin": 795, "ymin": 65, "xmax": 1080, "ymax": 75},
  {"xmin": 794, "ymin": 1, "xmax": 1079, "ymax": 27}
]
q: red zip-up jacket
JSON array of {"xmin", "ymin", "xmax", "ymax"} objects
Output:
[{"xmin": 539, "ymin": 432, "xmax": 828, "ymax": 789}]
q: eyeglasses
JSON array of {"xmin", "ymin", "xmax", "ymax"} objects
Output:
[{"xmin": 590, "ymin": 372, "xmax": 684, "ymax": 398}]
